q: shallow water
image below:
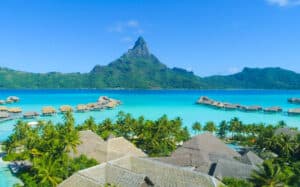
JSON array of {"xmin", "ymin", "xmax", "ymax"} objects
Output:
[{"xmin": 0, "ymin": 89, "xmax": 300, "ymax": 186}]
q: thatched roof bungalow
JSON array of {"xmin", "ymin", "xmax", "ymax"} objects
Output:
[
  {"xmin": 6, "ymin": 96, "xmax": 20, "ymax": 103},
  {"xmin": 86, "ymin": 103, "xmax": 97, "ymax": 110},
  {"xmin": 23, "ymin": 112, "xmax": 39, "ymax": 119},
  {"xmin": 59, "ymin": 156, "xmax": 219, "ymax": 187},
  {"xmin": 154, "ymin": 133, "xmax": 262, "ymax": 180},
  {"xmin": 263, "ymin": 106, "xmax": 282, "ymax": 113},
  {"xmin": 0, "ymin": 100, "xmax": 5, "ymax": 105},
  {"xmin": 76, "ymin": 104, "xmax": 88, "ymax": 112},
  {"xmin": 0, "ymin": 106, "xmax": 8, "ymax": 112},
  {"xmin": 274, "ymin": 127, "xmax": 299, "ymax": 137},
  {"xmin": 42, "ymin": 106, "xmax": 56, "ymax": 116},
  {"xmin": 8, "ymin": 107, "xmax": 22, "ymax": 113},
  {"xmin": 288, "ymin": 97, "xmax": 300, "ymax": 104},
  {"xmin": 288, "ymin": 108, "xmax": 300, "ymax": 115},
  {"xmin": 70, "ymin": 130, "xmax": 146, "ymax": 163},
  {"xmin": 59, "ymin": 105, "xmax": 73, "ymax": 113}
]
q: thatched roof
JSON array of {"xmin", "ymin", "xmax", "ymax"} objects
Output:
[
  {"xmin": 98, "ymin": 96, "xmax": 110, "ymax": 104},
  {"xmin": 76, "ymin": 104, "xmax": 88, "ymax": 111},
  {"xmin": 179, "ymin": 133, "xmax": 240, "ymax": 158},
  {"xmin": 240, "ymin": 151, "xmax": 263, "ymax": 166},
  {"xmin": 42, "ymin": 106, "xmax": 56, "ymax": 114},
  {"xmin": 0, "ymin": 112, "xmax": 9, "ymax": 118},
  {"xmin": 60, "ymin": 156, "xmax": 217, "ymax": 187},
  {"xmin": 7, "ymin": 96, "xmax": 20, "ymax": 102},
  {"xmin": 23, "ymin": 112, "xmax": 39, "ymax": 118},
  {"xmin": 211, "ymin": 158, "xmax": 256, "ymax": 180},
  {"xmin": 288, "ymin": 108, "xmax": 300, "ymax": 115},
  {"xmin": 274, "ymin": 127, "xmax": 299, "ymax": 137},
  {"xmin": 0, "ymin": 106, "xmax": 8, "ymax": 111},
  {"xmin": 155, "ymin": 133, "xmax": 241, "ymax": 173},
  {"xmin": 59, "ymin": 105, "xmax": 73, "ymax": 112},
  {"xmin": 70, "ymin": 130, "xmax": 146, "ymax": 163},
  {"xmin": 8, "ymin": 107, "xmax": 22, "ymax": 113},
  {"xmin": 86, "ymin": 103, "xmax": 98, "ymax": 109}
]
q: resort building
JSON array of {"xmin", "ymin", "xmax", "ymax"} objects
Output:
[
  {"xmin": 70, "ymin": 130, "xmax": 146, "ymax": 163},
  {"xmin": 59, "ymin": 156, "xmax": 220, "ymax": 187},
  {"xmin": 153, "ymin": 133, "xmax": 263, "ymax": 180}
]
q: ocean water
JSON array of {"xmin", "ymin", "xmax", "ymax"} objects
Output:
[{"xmin": 0, "ymin": 89, "xmax": 300, "ymax": 186}]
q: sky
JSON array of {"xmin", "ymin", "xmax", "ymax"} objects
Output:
[{"xmin": 0, "ymin": 0, "xmax": 300, "ymax": 76}]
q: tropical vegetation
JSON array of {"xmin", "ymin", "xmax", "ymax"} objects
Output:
[{"xmin": 3, "ymin": 112, "xmax": 300, "ymax": 186}]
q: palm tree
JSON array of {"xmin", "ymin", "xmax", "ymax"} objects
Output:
[
  {"xmin": 203, "ymin": 121, "xmax": 217, "ymax": 133},
  {"xmin": 192, "ymin": 122, "xmax": 202, "ymax": 135},
  {"xmin": 250, "ymin": 160, "xmax": 287, "ymax": 187},
  {"xmin": 34, "ymin": 155, "xmax": 63, "ymax": 186},
  {"xmin": 217, "ymin": 120, "xmax": 228, "ymax": 139},
  {"xmin": 229, "ymin": 117, "xmax": 242, "ymax": 137}
]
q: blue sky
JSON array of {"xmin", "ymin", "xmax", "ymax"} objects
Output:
[{"xmin": 0, "ymin": 0, "xmax": 300, "ymax": 76}]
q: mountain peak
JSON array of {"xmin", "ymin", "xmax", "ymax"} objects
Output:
[{"xmin": 126, "ymin": 36, "xmax": 150, "ymax": 57}]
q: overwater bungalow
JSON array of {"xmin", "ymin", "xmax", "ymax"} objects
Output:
[
  {"xmin": 0, "ymin": 100, "xmax": 5, "ymax": 105},
  {"xmin": 90, "ymin": 104, "xmax": 104, "ymax": 111},
  {"xmin": 86, "ymin": 103, "xmax": 97, "ymax": 110},
  {"xmin": 288, "ymin": 98, "xmax": 300, "ymax": 104},
  {"xmin": 59, "ymin": 105, "xmax": 73, "ymax": 113},
  {"xmin": 196, "ymin": 96, "xmax": 214, "ymax": 105},
  {"xmin": 263, "ymin": 106, "xmax": 282, "ymax": 113},
  {"xmin": 0, "ymin": 106, "xmax": 8, "ymax": 112},
  {"xmin": 98, "ymin": 96, "xmax": 110, "ymax": 105},
  {"xmin": 0, "ymin": 112, "xmax": 9, "ymax": 118},
  {"xmin": 42, "ymin": 106, "xmax": 56, "ymax": 116},
  {"xmin": 223, "ymin": 103, "xmax": 238, "ymax": 110},
  {"xmin": 6, "ymin": 96, "xmax": 20, "ymax": 103},
  {"xmin": 106, "ymin": 100, "xmax": 120, "ymax": 109},
  {"xmin": 287, "ymin": 108, "xmax": 300, "ymax": 115},
  {"xmin": 8, "ymin": 107, "xmax": 22, "ymax": 113},
  {"xmin": 76, "ymin": 104, "xmax": 88, "ymax": 112},
  {"xmin": 23, "ymin": 112, "xmax": 39, "ymax": 119},
  {"xmin": 242, "ymin": 106, "xmax": 262, "ymax": 112}
]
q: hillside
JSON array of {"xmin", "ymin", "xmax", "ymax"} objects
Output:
[
  {"xmin": 0, "ymin": 37, "xmax": 300, "ymax": 89},
  {"xmin": 204, "ymin": 67, "xmax": 300, "ymax": 89}
]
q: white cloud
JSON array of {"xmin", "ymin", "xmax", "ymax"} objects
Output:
[
  {"xmin": 127, "ymin": 20, "xmax": 139, "ymax": 27},
  {"xmin": 266, "ymin": 0, "xmax": 300, "ymax": 6},
  {"xmin": 107, "ymin": 20, "xmax": 141, "ymax": 33}
]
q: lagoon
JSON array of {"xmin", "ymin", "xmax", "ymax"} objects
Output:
[
  {"xmin": 0, "ymin": 89, "xmax": 300, "ymax": 142},
  {"xmin": 0, "ymin": 89, "xmax": 300, "ymax": 186}
]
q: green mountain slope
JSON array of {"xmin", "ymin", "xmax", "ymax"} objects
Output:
[
  {"xmin": 89, "ymin": 37, "xmax": 205, "ymax": 88},
  {"xmin": 204, "ymin": 67, "xmax": 300, "ymax": 89},
  {"xmin": 0, "ymin": 37, "xmax": 300, "ymax": 89}
]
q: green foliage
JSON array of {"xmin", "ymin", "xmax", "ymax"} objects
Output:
[
  {"xmin": 250, "ymin": 160, "xmax": 288, "ymax": 187},
  {"xmin": 203, "ymin": 121, "xmax": 217, "ymax": 133},
  {"xmin": 192, "ymin": 122, "xmax": 202, "ymax": 134},
  {"xmin": 222, "ymin": 177, "xmax": 254, "ymax": 187},
  {"xmin": 217, "ymin": 120, "xmax": 228, "ymax": 139},
  {"xmin": 77, "ymin": 112, "xmax": 191, "ymax": 156},
  {"xmin": 4, "ymin": 112, "xmax": 98, "ymax": 187}
]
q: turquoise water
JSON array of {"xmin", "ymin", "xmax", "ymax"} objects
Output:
[
  {"xmin": 0, "ymin": 90, "xmax": 300, "ymax": 142},
  {"xmin": 0, "ymin": 89, "xmax": 300, "ymax": 186}
]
